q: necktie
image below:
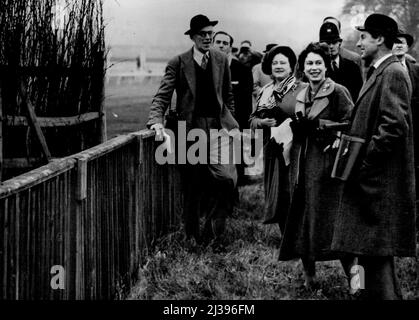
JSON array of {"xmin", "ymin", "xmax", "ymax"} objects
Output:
[
  {"xmin": 201, "ymin": 53, "xmax": 209, "ymax": 70},
  {"xmin": 366, "ymin": 66, "xmax": 375, "ymax": 81},
  {"xmin": 332, "ymin": 60, "xmax": 338, "ymax": 72}
]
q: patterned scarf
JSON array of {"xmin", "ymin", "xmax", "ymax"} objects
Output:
[{"xmin": 257, "ymin": 75, "xmax": 297, "ymax": 110}]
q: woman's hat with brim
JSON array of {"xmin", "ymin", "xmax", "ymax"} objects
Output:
[
  {"xmin": 356, "ymin": 13, "xmax": 398, "ymax": 38},
  {"xmin": 396, "ymin": 29, "xmax": 414, "ymax": 47},
  {"xmin": 262, "ymin": 45, "xmax": 297, "ymax": 75},
  {"xmin": 184, "ymin": 14, "xmax": 218, "ymax": 35}
]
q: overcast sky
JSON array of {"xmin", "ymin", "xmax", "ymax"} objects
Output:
[{"xmin": 103, "ymin": 0, "xmax": 349, "ymax": 53}]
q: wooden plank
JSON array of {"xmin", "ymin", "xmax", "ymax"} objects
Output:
[
  {"xmin": 2, "ymin": 198, "xmax": 9, "ymax": 299},
  {"xmin": 5, "ymin": 112, "xmax": 101, "ymax": 127},
  {"xmin": 0, "ymin": 158, "xmax": 75, "ymax": 199},
  {"xmin": 76, "ymin": 158, "xmax": 87, "ymax": 201},
  {"xmin": 0, "ymin": 83, "xmax": 3, "ymax": 182},
  {"xmin": 20, "ymin": 84, "xmax": 51, "ymax": 162}
]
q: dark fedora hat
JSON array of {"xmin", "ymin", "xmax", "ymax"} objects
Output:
[
  {"xmin": 184, "ymin": 14, "xmax": 218, "ymax": 35},
  {"xmin": 356, "ymin": 13, "xmax": 398, "ymax": 38},
  {"xmin": 396, "ymin": 29, "xmax": 414, "ymax": 47},
  {"xmin": 319, "ymin": 22, "xmax": 342, "ymax": 43},
  {"xmin": 262, "ymin": 45, "xmax": 297, "ymax": 75},
  {"xmin": 263, "ymin": 43, "xmax": 278, "ymax": 53}
]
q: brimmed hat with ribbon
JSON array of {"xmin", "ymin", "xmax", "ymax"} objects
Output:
[{"xmin": 184, "ymin": 14, "xmax": 218, "ymax": 35}]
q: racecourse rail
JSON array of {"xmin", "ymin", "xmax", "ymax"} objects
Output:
[{"xmin": 0, "ymin": 130, "xmax": 182, "ymax": 299}]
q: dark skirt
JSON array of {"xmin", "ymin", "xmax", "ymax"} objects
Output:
[{"xmin": 262, "ymin": 138, "xmax": 290, "ymax": 229}]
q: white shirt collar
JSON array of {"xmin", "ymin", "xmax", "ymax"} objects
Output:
[
  {"xmin": 193, "ymin": 46, "xmax": 209, "ymax": 65},
  {"xmin": 373, "ymin": 53, "xmax": 393, "ymax": 69}
]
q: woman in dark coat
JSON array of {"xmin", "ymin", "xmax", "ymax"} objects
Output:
[
  {"xmin": 249, "ymin": 46, "xmax": 307, "ymax": 234},
  {"xmin": 278, "ymin": 42, "xmax": 354, "ymax": 287}
]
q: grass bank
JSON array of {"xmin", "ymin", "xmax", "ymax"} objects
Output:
[{"xmin": 128, "ymin": 181, "xmax": 419, "ymax": 300}]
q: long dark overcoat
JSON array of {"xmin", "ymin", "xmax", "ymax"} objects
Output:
[
  {"xmin": 331, "ymin": 55, "xmax": 416, "ymax": 257},
  {"xmin": 278, "ymin": 78, "xmax": 354, "ymax": 261}
]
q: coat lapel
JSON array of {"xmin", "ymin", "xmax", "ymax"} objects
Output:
[
  {"xmin": 307, "ymin": 78, "xmax": 334, "ymax": 119},
  {"xmin": 181, "ymin": 48, "xmax": 196, "ymax": 97},
  {"xmin": 356, "ymin": 55, "xmax": 399, "ymax": 104},
  {"xmin": 295, "ymin": 87, "xmax": 307, "ymax": 116}
]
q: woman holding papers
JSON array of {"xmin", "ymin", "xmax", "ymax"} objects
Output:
[
  {"xmin": 249, "ymin": 46, "xmax": 307, "ymax": 237},
  {"xmin": 278, "ymin": 42, "xmax": 354, "ymax": 289}
]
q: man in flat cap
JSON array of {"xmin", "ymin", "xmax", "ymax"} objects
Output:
[
  {"xmin": 332, "ymin": 13, "xmax": 416, "ymax": 299},
  {"xmin": 393, "ymin": 30, "xmax": 419, "ymax": 215},
  {"xmin": 147, "ymin": 14, "xmax": 239, "ymax": 247},
  {"xmin": 320, "ymin": 22, "xmax": 363, "ymax": 101}
]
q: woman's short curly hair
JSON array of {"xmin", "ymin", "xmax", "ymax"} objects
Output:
[
  {"xmin": 297, "ymin": 42, "xmax": 331, "ymax": 74},
  {"xmin": 261, "ymin": 45, "xmax": 297, "ymax": 75}
]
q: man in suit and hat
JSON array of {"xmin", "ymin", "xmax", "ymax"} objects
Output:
[
  {"xmin": 319, "ymin": 22, "xmax": 363, "ymax": 101},
  {"xmin": 331, "ymin": 13, "xmax": 416, "ymax": 299},
  {"xmin": 393, "ymin": 30, "xmax": 419, "ymax": 211},
  {"xmin": 213, "ymin": 31, "xmax": 253, "ymax": 185},
  {"xmin": 147, "ymin": 14, "xmax": 239, "ymax": 246}
]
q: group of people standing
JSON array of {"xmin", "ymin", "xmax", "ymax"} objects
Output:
[{"xmin": 147, "ymin": 12, "xmax": 418, "ymax": 300}]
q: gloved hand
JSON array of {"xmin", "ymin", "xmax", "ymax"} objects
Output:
[{"xmin": 290, "ymin": 116, "xmax": 319, "ymax": 139}]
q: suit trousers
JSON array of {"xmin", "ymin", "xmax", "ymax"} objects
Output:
[{"xmin": 182, "ymin": 117, "xmax": 237, "ymax": 241}]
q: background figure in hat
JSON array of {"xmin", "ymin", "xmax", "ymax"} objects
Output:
[
  {"xmin": 393, "ymin": 30, "xmax": 419, "ymax": 215},
  {"xmin": 213, "ymin": 31, "xmax": 253, "ymax": 186},
  {"xmin": 252, "ymin": 43, "xmax": 278, "ymax": 101},
  {"xmin": 331, "ymin": 13, "xmax": 416, "ymax": 300},
  {"xmin": 147, "ymin": 14, "xmax": 239, "ymax": 247},
  {"xmin": 238, "ymin": 40, "xmax": 262, "ymax": 70},
  {"xmin": 323, "ymin": 16, "xmax": 362, "ymax": 68},
  {"xmin": 319, "ymin": 22, "xmax": 363, "ymax": 102}
]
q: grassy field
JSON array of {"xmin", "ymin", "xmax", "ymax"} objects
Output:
[
  {"xmin": 104, "ymin": 78, "xmax": 419, "ymax": 300},
  {"xmin": 127, "ymin": 181, "xmax": 419, "ymax": 300},
  {"xmin": 104, "ymin": 77, "xmax": 161, "ymax": 138}
]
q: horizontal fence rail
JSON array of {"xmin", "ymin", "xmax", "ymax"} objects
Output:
[{"xmin": 0, "ymin": 130, "xmax": 183, "ymax": 299}]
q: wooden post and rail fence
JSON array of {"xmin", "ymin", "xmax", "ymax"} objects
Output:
[{"xmin": 0, "ymin": 130, "xmax": 183, "ymax": 299}]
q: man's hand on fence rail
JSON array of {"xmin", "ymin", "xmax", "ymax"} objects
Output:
[{"xmin": 150, "ymin": 123, "xmax": 165, "ymax": 141}]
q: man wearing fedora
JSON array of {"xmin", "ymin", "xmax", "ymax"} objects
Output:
[
  {"xmin": 319, "ymin": 22, "xmax": 363, "ymax": 102},
  {"xmin": 393, "ymin": 30, "xmax": 419, "ymax": 216},
  {"xmin": 147, "ymin": 14, "xmax": 239, "ymax": 246},
  {"xmin": 331, "ymin": 13, "xmax": 416, "ymax": 299}
]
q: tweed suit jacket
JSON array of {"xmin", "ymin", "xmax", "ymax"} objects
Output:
[
  {"xmin": 332, "ymin": 55, "xmax": 416, "ymax": 257},
  {"xmin": 147, "ymin": 47, "xmax": 238, "ymax": 132}
]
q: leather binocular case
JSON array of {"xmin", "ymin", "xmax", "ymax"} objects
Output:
[{"xmin": 331, "ymin": 134, "xmax": 365, "ymax": 181}]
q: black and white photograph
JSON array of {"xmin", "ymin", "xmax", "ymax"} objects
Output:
[{"xmin": 1, "ymin": 0, "xmax": 419, "ymax": 307}]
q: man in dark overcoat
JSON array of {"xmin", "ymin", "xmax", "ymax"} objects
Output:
[
  {"xmin": 147, "ymin": 15, "xmax": 239, "ymax": 245},
  {"xmin": 393, "ymin": 30, "xmax": 419, "ymax": 209},
  {"xmin": 319, "ymin": 22, "xmax": 363, "ymax": 102},
  {"xmin": 331, "ymin": 13, "xmax": 416, "ymax": 299}
]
